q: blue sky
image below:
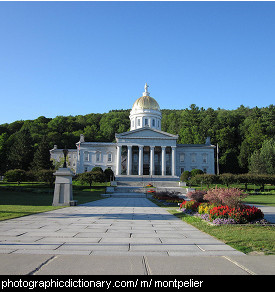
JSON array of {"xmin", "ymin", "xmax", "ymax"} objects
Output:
[{"xmin": 0, "ymin": 1, "xmax": 275, "ymax": 124}]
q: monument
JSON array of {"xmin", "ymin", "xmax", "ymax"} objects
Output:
[{"xmin": 52, "ymin": 148, "xmax": 77, "ymax": 206}]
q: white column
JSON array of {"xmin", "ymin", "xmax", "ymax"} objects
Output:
[
  {"xmin": 127, "ymin": 145, "xmax": 132, "ymax": 176},
  {"xmin": 161, "ymin": 146, "xmax": 166, "ymax": 176},
  {"xmin": 116, "ymin": 145, "xmax": 122, "ymax": 176},
  {"xmin": 150, "ymin": 146, "xmax": 155, "ymax": 176},
  {"xmin": 171, "ymin": 146, "xmax": 176, "ymax": 176},
  {"xmin": 138, "ymin": 146, "xmax": 143, "ymax": 176}
]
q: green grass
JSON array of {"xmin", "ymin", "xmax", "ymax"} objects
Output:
[
  {"xmin": 0, "ymin": 187, "xmax": 105, "ymax": 221},
  {"xmin": 243, "ymin": 194, "xmax": 275, "ymax": 206}
]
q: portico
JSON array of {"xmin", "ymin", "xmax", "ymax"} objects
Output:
[{"xmin": 115, "ymin": 127, "xmax": 178, "ymax": 178}]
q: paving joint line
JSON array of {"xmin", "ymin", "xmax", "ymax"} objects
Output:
[
  {"xmin": 142, "ymin": 256, "xmax": 152, "ymax": 275},
  {"xmin": 222, "ymin": 256, "xmax": 257, "ymax": 275},
  {"xmin": 28, "ymin": 255, "xmax": 57, "ymax": 275}
]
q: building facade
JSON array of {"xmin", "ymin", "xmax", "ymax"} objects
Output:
[{"xmin": 50, "ymin": 84, "xmax": 216, "ymax": 178}]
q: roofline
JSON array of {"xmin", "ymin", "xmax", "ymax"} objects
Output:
[{"xmin": 115, "ymin": 127, "xmax": 178, "ymax": 139}]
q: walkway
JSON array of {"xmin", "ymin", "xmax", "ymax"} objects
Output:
[{"xmin": 0, "ymin": 196, "xmax": 274, "ymax": 275}]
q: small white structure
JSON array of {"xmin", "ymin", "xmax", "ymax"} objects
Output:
[
  {"xmin": 50, "ymin": 84, "xmax": 216, "ymax": 179},
  {"xmin": 52, "ymin": 167, "xmax": 75, "ymax": 206}
]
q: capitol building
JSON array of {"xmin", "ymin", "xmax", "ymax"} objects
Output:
[{"xmin": 50, "ymin": 84, "xmax": 215, "ymax": 179}]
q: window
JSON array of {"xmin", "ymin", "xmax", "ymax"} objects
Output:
[
  {"xmin": 108, "ymin": 153, "xmax": 112, "ymax": 162},
  {"xmin": 158, "ymin": 120, "xmax": 160, "ymax": 128},
  {"xmin": 132, "ymin": 120, "xmax": 134, "ymax": 128},
  {"xmin": 180, "ymin": 153, "xmax": 185, "ymax": 163},
  {"xmin": 84, "ymin": 151, "xmax": 89, "ymax": 161},
  {"xmin": 180, "ymin": 167, "xmax": 185, "ymax": 174},
  {"xmin": 138, "ymin": 119, "xmax": 140, "ymax": 126},
  {"xmin": 145, "ymin": 118, "xmax": 148, "ymax": 126},
  {"xmin": 96, "ymin": 152, "xmax": 100, "ymax": 162},
  {"xmin": 191, "ymin": 153, "xmax": 196, "ymax": 163},
  {"xmin": 202, "ymin": 153, "xmax": 208, "ymax": 163},
  {"xmin": 152, "ymin": 119, "xmax": 155, "ymax": 127}
]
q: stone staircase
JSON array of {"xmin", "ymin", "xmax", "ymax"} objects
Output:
[{"xmin": 105, "ymin": 176, "xmax": 189, "ymax": 198}]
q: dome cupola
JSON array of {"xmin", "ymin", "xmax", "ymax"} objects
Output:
[{"xmin": 129, "ymin": 83, "xmax": 162, "ymax": 131}]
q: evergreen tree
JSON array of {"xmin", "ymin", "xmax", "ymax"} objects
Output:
[
  {"xmin": 32, "ymin": 136, "xmax": 53, "ymax": 170},
  {"xmin": 8, "ymin": 129, "xmax": 34, "ymax": 171}
]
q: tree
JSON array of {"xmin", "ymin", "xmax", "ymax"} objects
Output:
[
  {"xmin": 104, "ymin": 168, "xmax": 114, "ymax": 181},
  {"xmin": 180, "ymin": 171, "xmax": 190, "ymax": 182},
  {"xmin": 8, "ymin": 129, "xmax": 34, "ymax": 171},
  {"xmin": 32, "ymin": 136, "xmax": 53, "ymax": 170},
  {"xmin": 260, "ymin": 138, "xmax": 275, "ymax": 175},
  {"xmin": 249, "ymin": 138, "xmax": 275, "ymax": 175},
  {"xmin": 35, "ymin": 169, "xmax": 55, "ymax": 186},
  {"xmin": 0, "ymin": 133, "xmax": 8, "ymax": 175},
  {"xmin": 77, "ymin": 170, "xmax": 105, "ymax": 187}
]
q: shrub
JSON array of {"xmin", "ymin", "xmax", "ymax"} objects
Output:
[
  {"xmin": 35, "ymin": 169, "xmax": 55, "ymax": 186},
  {"xmin": 186, "ymin": 190, "xmax": 207, "ymax": 202},
  {"xmin": 204, "ymin": 187, "xmax": 247, "ymax": 208},
  {"xmin": 103, "ymin": 168, "xmax": 114, "ymax": 181},
  {"xmin": 4, "ymin": 169, "xmax": 26, "ymax": 185},
  {"xmin": 180, "ymin": 171, "xmax": 190, "ymax": 182},
  {"xmin": 204, "ymin": 187, "xmax": 223, "ymax": 205},
  {"xmin": 154, "ymin": 191, "xmax": 179, "ymax": 200},
  {"xmin": 91, "ymin": 167, "xmax": 103, "ymax": 173},
  {"xmin": 190, "ymin": 169, "xmax": 204, "ymax": 177},
  {"xmin": 219, "ymin": 173, "xmax": 236, "ymax": 187},
  {"xmin": 77, "ymin": 170, "xmax": 105, "ymax": 187}
]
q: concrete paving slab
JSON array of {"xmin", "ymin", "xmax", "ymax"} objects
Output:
[
  {"xmin": 145, "ymin": 256, "xmax": 249, "ymax": 275},
  {"xmin": 0, "ymin": 242, "xmax": 62, "ymax": 251},
  {"xmin": 34, "ymin": 255, "xmax": 146, "ymax": 275},
  {"xmin": 130, "ymin": 244, "xmax": 201, "ymax": 252},
  {"xmin": 0, "ymin": 254, "xmax": 54, "ymax": 275},
  {"xmin": 226, "ymin": 255, "xmax": 275, "ymax": 275}
]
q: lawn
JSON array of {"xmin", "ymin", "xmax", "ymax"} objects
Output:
[
  {"xmin": 0, "ymin": 188, "xmax": 105, "ymax": 221},
  {"xmin": 243, "ymin": 194, "xmax": 275, "ymax": 206}
]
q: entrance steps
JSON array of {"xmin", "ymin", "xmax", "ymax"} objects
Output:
[
  {"xmin": 106, "ymin": 176, "xmax": 188, "ymax": 195},
  {"xmin": 115, "ymin": 175, "xmax": 180, "ymax": 183},
  {"xmin": 101, "ymin": 193, "xmax": 147, "ymax": 198}
]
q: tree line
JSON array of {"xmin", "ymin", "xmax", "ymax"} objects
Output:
[{"xmin": 0, "ymin": 104, "xmax": 274, "ymax": 175}]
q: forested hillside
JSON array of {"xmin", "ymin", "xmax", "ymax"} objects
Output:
[{"xmin": 0, "ymin": 104, "xmax": 274, "ymax": 175}]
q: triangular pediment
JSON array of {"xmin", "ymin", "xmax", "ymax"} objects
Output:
[{"xmin": 116, "ymin": 127, "xmax": 178, "ymax": 140}]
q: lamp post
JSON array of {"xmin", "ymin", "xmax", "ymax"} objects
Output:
[{"xmin": 63, "ymin": 147, "xmax": 68, "ymax": 168}]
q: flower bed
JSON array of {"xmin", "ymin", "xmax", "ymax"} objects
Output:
[
  {"xmin": 152, "ymin": 192, "xmax": 184, "ymax": 205},
  {"xmin": 179, "ymin": 187, "xmax": 267, "ymax": 225}
]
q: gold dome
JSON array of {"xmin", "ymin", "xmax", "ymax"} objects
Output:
[{"xmin": 132, "ymin": 95, "xmax": 160, "ymax": 111}]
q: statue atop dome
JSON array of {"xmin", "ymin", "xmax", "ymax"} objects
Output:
[{"xmin": 143, "ymin": 83, "xmax": 150, "ymax": 96}]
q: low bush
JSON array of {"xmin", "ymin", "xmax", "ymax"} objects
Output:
[
  {"xmin": 4, "ymin": 169, "xmax": 26, "ymax": 185},
  {"xmin": 186, "ymin": 190, "xmax": 207, "ymax": 202},
  {"xmin": 204, "ymin": 187, "xmax": 247, "ymax": 208}
]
